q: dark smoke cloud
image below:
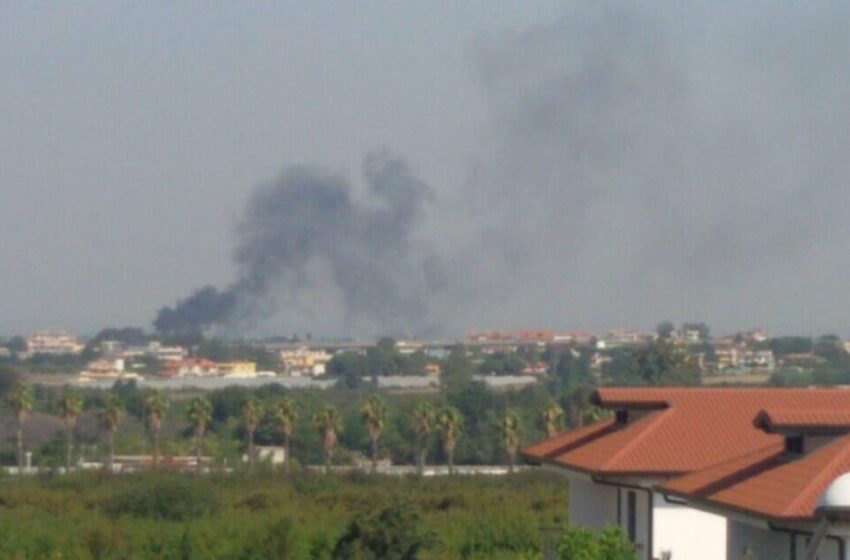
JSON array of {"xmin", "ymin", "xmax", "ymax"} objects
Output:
[
  {"xmin": 155, "ymin": 151, "xmax": 442, "ymax": 336},
  {"xmin": 158, "ymin": 1, "xmax": 850, "ymax": 337}
]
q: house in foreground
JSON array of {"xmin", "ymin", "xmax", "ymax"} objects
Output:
[{"xmin": 522, "ymin": 388, "xmax": 850, "ymax": 560}]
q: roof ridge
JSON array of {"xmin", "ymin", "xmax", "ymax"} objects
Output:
[
  {"xmin": 664, "ymin": 443, "xmax": 783, "ymax": 497},
  {"xmin": 601, "ymin": 408, "xmax": 675, "ymax": 470},
  {"xmin": 782, "ymin": 435, "xmax": 850, "ymax": 516}
]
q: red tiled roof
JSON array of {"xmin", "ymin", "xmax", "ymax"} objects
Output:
[
  {"xmin": 754, "ymin": 409, "xmax": 850, "ymax": 433},
  {"xmin": 522, "ymin": 387, "xmax": 850, "ymax": 476},
  {"xmin": 662, "ymin": 435, "xmax": 850, "ymax": 521}
]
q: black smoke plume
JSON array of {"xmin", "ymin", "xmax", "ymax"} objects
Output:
[{"xmin": 154, "ymin": 151, "xmax": 441, "ymax": 337}]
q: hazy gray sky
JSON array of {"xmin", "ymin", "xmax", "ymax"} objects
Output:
[{"xmin": 3, "ymin": 2, "xmax": 850, "ymax": 338}]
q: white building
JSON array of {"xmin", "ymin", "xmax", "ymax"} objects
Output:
[
  {"xmin": 523, "ymin": 387, "xmax": 850, "ymax": 560},
  {"xmin": 279, "ymin": 346, "xmax": 331, "ymax": 377},
  {"xmin": 27, "ymin": 331, "xmax": 84, "ymax": 355},
  {"xmin": 113, "ymin": 341, "xmax": 188, "ymax": 362}
]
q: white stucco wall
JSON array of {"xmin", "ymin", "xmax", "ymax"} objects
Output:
[
  {"xmin": 569, "ymin": 476, "xmax": 618, "ymax": 529},
  {"xmin": 652, "ymin": 494, "xmax": 727, "ymax": 560}
]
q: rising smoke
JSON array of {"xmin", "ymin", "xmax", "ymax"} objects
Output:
[
  {"xmin": 154, "ymin": 151, "xmax": 443, "ymax": 336},
  {"xmin": 157, "ymin": 1, "xmax": 850, "ymax": 337}
]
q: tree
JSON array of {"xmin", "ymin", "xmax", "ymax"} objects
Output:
[
  {"xmin": 273, "ymin": 397, "xmax": 298, "ymax": 475},
  {"xmin": 656, "ymin": 321, "xmax": 676, "ymax": 340},
  {"xmin": 769, "ymin": 336, "xmax": 814, "ymax": 358},
  {"xmin": 360, "ymin": 394, "xmax": 388, "ymax": 472},
  {"xmin": 553, "ymin": 349, "xmax": 593, "ymax": 388},
  {"xmin": 436, "ymin": 406, "xmax": 463, "ymax": 475},
  {"xmin": 56, "ymin": 388, "xmax": 83, "ymax": 470},
  {"xmin": 186, "ymin": 396, "xmax": 213, "ymax": 472},
  {"xmin": 333, "ymin": 501, "xmax": 432, "ymax": 559},
  {"xmin": 441, "ymin": 346, "xmax": 473, "ymax": 389},
  {"xmin": 412, "ymin": 401, "xmax": 434, "ymax": 476},
  {"xmin": 564, "ymin": 385, "xmax": 599, "ymax": 428},
  {"xmin": 98, "ymin": 395, "xmax": 123, "ymax": 472},
  {"xmin": 540, "ymin": 401, "xmax": 565, "ymax": 438},
  {"xmin": 499, "ymin": 411, "xmax": 521, "ymax": 473},
  {"xmin": 631, "ymin": 338, "xmax": 701, "ymax": 385},
  {"xmin": 328, "ymin": 352, "xmax": 369, "ymax": 389},
  {"xmin": 0, "ymin": 365, "xmax": 21, "ymax": 398},
  {"xmin": 143, "ymin": 389, "xmax": 170, "ymax": 468},
  {"xmin": 6, "ymin": 383, "xmax": 33, "ymax": 469},
  {"xmin": 6, "ymin": 336, "xmax": 27, "ymax": 353},
  {"xmin": 241, "ymin": 396, "xmax": 262, "ymax": 471},
  {"xmin": 314, "ymin": 405, "xmax": 341, "ymax": 473}
]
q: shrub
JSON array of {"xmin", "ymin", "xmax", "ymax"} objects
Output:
[
  {"xmin": 101, "ymin": 476, "xmax": 220, "ymax": 521},
  {"xmin": 333, "ymin": 501, "xmax": 433, "ymax": 559},
  {"xmin": 558, "ymin": 525, "xmax": 635, "ymax": 560}
]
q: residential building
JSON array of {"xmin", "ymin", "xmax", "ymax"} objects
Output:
[
  {"xmin": 115, "ymin": 341, "xmax": 188, "ymax": 362},
  {"xmin": 523, "ymin": 387, "xmax": 850, "ymax": 560},
  {"xmin": 740, "ymin": 328, "xmax": 769, "ymax": 343},
  {"xmin": 738, "ymin": 349, "xmax": 776, "ymax": 370},
  {"xmin": 219, "ymin": 361, "xmax": 258, "ymax": 377},
  {"xmin": 520, "ymin": 361, "xmax": 549, "ymax": 376},
  {"xmin": 553, "ymin": 331, "xmax": 597, "ymax": 345},
  {"xmin": 159, "ymin": 359, "xmax": 219, "ymax": 378},
  {"xmin": 244, "ymin": 446, "xmax": 286, "ymax": 466},
  {"xmin": 27, "ymin": 331, "xmax": 84, "ymax": 355},
  {"xmin": 79, "ymin": 359, "xmax": 143, "ymax": 382},
  {"xmin": 604, "ymin": 329, "xmax": 651, "ymax": 347},
  {"xmin": 279, "ymin": 346, "xmax": 332, "ymax": 377},
  {"xmin": 663, "ymin": 408, "xmax": 850, "ymax": 559},
  {"xmin": 714, "ymin": 344, "xmax": 741, "ymax": 371},
  {"xmin": 395, "ymin": 340, "xmax": 424, "ymax": 355},
  {"xmin": 515, "ymin": 330, "xmax": 555, "ymax": 344}
]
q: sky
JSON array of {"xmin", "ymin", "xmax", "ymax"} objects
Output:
[{"xmin": 2, "ymin": 2, "xmax": 850, "ymax": 339}]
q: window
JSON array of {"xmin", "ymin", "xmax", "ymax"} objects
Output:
[
  {"xmin": 616, "ymin": 410, "xmax": 629, "ymax": 424},
  {"xmin": 627, "ymin": 491, "xmax": 637, "ymax": 543}
]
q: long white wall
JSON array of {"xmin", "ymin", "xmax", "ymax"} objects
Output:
[{"xmin": 653, "ymin": 494, "xmax": 726, "ymax": 560}]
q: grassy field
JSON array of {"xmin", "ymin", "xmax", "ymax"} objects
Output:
[{"xmin": 0, "ymin": 470, "xmax": 567, "ymax": 559}]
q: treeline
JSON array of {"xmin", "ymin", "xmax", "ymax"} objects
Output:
[{"xmin": 0, "ymin": 370, "xmax": 602, "ymax": 471}]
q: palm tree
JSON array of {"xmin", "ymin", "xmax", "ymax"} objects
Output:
[
  {"xmin": 143, "ymin": 390, "xmax": 169, "ymax": 468},
  {"xmin": 437, "ymin": 406, "xmax": 463, "ymax": 475},
  {"xmin": 241, "ymin": 396, "xmax": 262, "ymax": 471},
  {"xmin": 98, "ymin": 395, "xmax": 123, "ymax": 472},
  {"xmin": 540, "ymin": 401, "xmax": 564, "ymax": 438},
  {"xmin": 499, "ymin": 411, "xmax": 521, "ymax": 474},
  {"xmin": 360, "ymin": 394, "xmax": 387, "ymax": 473},
  {"xmin": 566, "ymin": 385, "xmax": 597, "ymax": 428},
  {"xmin": 313, "ymin": 405, "xmax": 341, "ymax": 473},
  {"xmin": 186, "ymin": 396, "xmax": 213, "ymax": 472},
  {"xmin": 412, "ymin": 401, "xmax": 434, "ymax": 476},
  {"xmin": 56, "ymin": 388, "xmax": 83, "ymax": 470},
  {"xmin": 272, "ymin": 397, "xmax": 298, "ymax": 475},
  {"xmin": 6, "ymin": 383, "xmax": 33, "ymax": 469}
]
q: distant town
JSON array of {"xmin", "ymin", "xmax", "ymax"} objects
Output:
[{"xmin": 0, "ymin": 323, "xmax": 843, "ymax": 389}]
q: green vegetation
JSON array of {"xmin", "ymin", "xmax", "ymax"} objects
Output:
[
  {"xmin": 0, "ymin": 471, "xmax": 567, "ymax": 559},
  {"xmin": 557, "ymin": 525, "xmax": 636, "ymax": 560}
]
